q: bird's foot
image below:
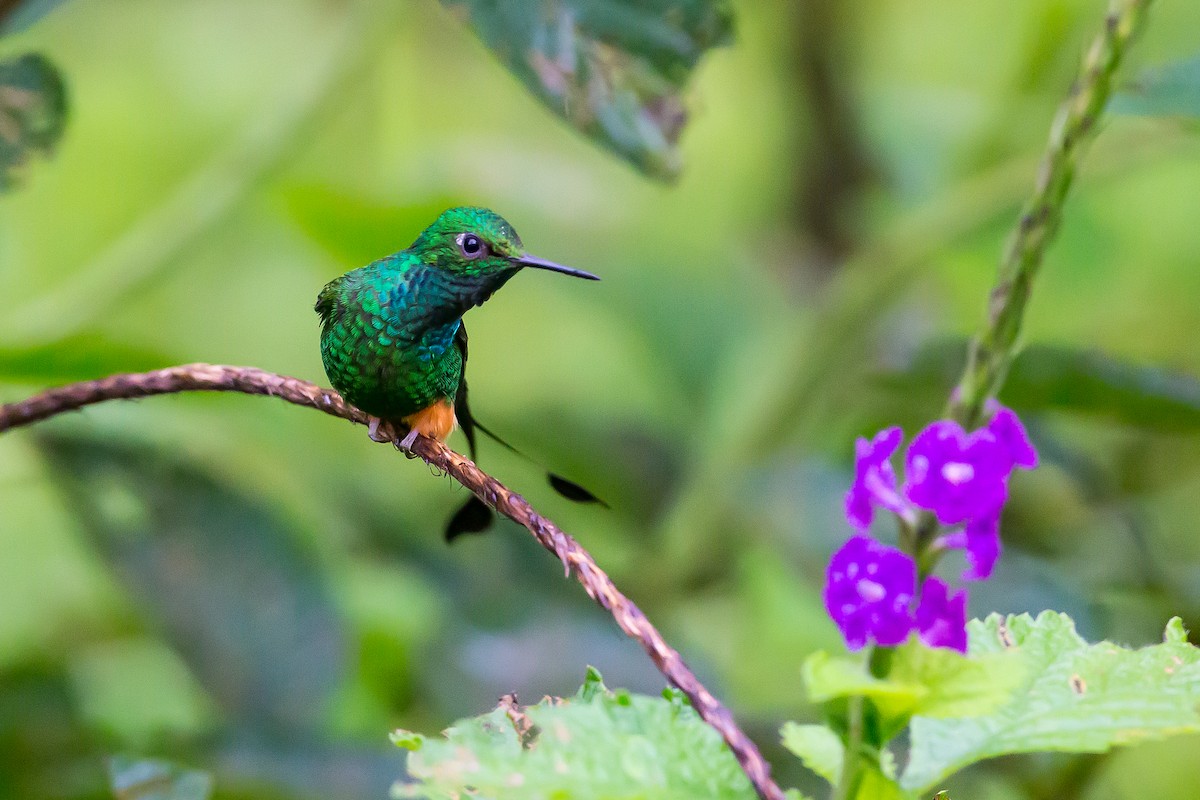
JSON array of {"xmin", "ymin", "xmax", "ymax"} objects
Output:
[
  {"xmin": 366, "ymin": 416, "xmax": 394, "ymax": 443},
  {"xmin": 396, "ymin": 427, "xmax": 420, "ymax": 452}
]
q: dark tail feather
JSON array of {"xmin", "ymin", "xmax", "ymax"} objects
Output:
[
  {"xmin": 473, "ymin": 419, "xmax": 607, "ymax": 507},
  {"xmin": 445, "ymin": 495, "xmax": 494, "ymax": 542},
  {"xmin": 548, "ymin": 472, "xmax": 609, "ymax": 507},
  {"xmin": 446, "ymin": 366, "xmax": 604, "ymax": 542}
]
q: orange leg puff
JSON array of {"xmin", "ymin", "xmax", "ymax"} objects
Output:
[{"xmin": 398, "ymin": 398, "xmax": 458, "ymax": 449}]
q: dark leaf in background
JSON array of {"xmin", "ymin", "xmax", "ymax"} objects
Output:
[
  {"xmin": 988, "ymin": 345, "xmax": 1200, "ymax": 432},
  {"xmin": 440, "ymin": 0, "xmax": 733, "ymax": 180},
  {"xmin": 40, "ymin": 435, "xmax": 347, "ymax": 736},
  {"xmin": 108, "ymin": 756, "xmax": 212, "ymax": 800},
  {"xmin": 1112, "ymin": 55, "xmax": 1200, "ymax": 120},
  {"xmin": 0, "ymin": 52, "xmax": 66, "ymax": 190},
  {"xmin": 0, "ymin": 0, "xmax": 71, "ymax": 35},
  {"xmin": 875, "ymin": 341, "xmax": 1200, "ymax": 434}
]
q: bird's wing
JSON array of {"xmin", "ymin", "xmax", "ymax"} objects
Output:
[
  {"xmin": 453, "ymin": 321, "xmax": 479, "ymax": 462},
  {"xmin": 314, "ymin": 275, "xmax": 346, "ymax": 327},
  {"xmin": 447, "ymin": 322, "xmax": 493, "ymax": 541}
]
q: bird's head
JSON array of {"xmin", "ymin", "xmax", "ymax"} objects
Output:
[{"xmin": 410, "ymin": 207, "xmax": 599, "ymax": 287}]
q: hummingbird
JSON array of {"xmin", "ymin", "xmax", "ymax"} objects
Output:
[{"xmin": 315, "ymin": 206, "xmax": 602, "ymax": 539}]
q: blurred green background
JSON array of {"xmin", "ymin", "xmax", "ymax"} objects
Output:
[{"xmin": 2, "ymin": 0, "xmax": 1200, "ymax": 798}]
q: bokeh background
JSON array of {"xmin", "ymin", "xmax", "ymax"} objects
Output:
[{"xmin": 3, "ymin": 0, "xmax": 1200, "ymax": 797}]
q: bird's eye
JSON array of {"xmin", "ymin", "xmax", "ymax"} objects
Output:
[{"xmin": 457, "ymin": 233, "xmax": 487, "ymax": 259}]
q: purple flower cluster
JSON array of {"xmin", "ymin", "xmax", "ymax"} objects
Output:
[{"xmin": 824, "ymin": 404, "xmax": 1037, "ymax": 653}]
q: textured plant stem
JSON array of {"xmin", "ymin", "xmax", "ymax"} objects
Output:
[
  {"xmin": 0, "ymin": 364, "xmax": 787, "ymax": 800},
  {"xmin": 949, "ymin": 0, "xmax": 1153, "ymax": 429}
]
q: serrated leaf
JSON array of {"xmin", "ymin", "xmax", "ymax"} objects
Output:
[
  {"xmin": 440, "ymin": 0, "xmax": 732, "ymax": 179},
  {"xmin": 902, "ymin": 612, "xmax": 1200, "ymax": 792},
  {"xmin": 0, "ymin": 53, "xmax": 66, "ymax": 191},
  {"xmin": 1112, "ymin": 55, "xmax": 1200, "ymax": 120},
  {"xmin": 780, "ymin": 722, "xmax": 842, "ymax": 785},
  {"xmin": 107, "ymin": 756, "xmax": 213, "ymax": 800},
  {"xmin": 395, "ymin": 668, "xmax": 758, "ymax": 800},
  {"xmin": 389, "ymin": 730, "xmax": 425, "ymax": 751}
]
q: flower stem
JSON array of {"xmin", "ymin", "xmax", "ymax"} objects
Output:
[
  {"xmin": 948, "ymin": 0, "xmax": 1153, "ymax": 429},
  {"xmin": 832, "ymin": 693, "xmax": 864, "ymax": 800}
]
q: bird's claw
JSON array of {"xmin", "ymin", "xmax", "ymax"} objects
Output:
[
  {"xmin": 396, "ymin": 427, "xmax": 420, "ymax": 452},
  {"xmin": 367, "ymin": 417, "xmax": 393, "ymax": 443}
]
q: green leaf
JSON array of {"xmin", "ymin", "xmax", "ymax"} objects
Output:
[
  {"xmin": 39, "ymin": 435, "xmax": 347, "ymax": 734},
  {"xmin": 802, "ymin": 651, "xmax": 922, "ymax": 708},
  {"xmin": 855, "ymin": 764, "xmax": 911, "ymax": 800},
  {"xmin": 440, "ymin": 0, "xmax": 732, "ymax": 180},
  {"xmin": 802, "ymin": 643, "xmax": 1020, "ymax": 733},
  {"xmin": 902, "ymin": 612, "xmax": 1200, "ymax": 792},
  {"xmin": 1112, "ymin": 55, "xmax": 1200, "ymax": 120},
  {"xmin": 780, "ymin": 722, "xmax": 843, "ymax": 785},
  {"xmin": 389, "ymin": 729, "xmax": 425, "ymax": 751},
  {"xmin": 886, "ymin": 639, "xmax": 1025, "ymax": 720},
  {"xmin": 0, "ymin": 53, "xmax": 67, "ymax": 191},
  {"xmin": 394, "ymin": 667, "xmax": 758, "ymax": 800},
  {"xmin": 107, "ymin": 756, "xmax": 213, "ymax": 800}
]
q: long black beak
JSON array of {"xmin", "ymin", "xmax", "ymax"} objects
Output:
[{"xmin": 513, "ymin": 254, "xmax": 600, "ymax": 281}]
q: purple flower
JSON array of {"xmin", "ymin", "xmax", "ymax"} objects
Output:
[
  {"xmin": 824, "ymin": 536, "xmax": 916, "ymax": 650},
  {"xmin": 962, "ymin": 511, "xmax": 1001, "ymax": 581},
  {"xmin": 938, "ymin": 511, "xmax": 1002, "ymax": 582},
  {"xmin": 845, "ymin": 427, "xmax": 910, "ymax": 531},
  {"xmin": 904, "ymin": 421, "xmax": 1010, "ymax": 525},
  {"xmin": 985, "ymin": 404, "xmax": 1039, "ymax": 471},
  {"xmin": 915, "ymin": 576, "xmax": 968, "ymax": 653}
]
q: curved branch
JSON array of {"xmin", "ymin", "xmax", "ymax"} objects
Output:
[{"xmin": 0, "ymin": 364, "xmax": 787, "ymax": 800}]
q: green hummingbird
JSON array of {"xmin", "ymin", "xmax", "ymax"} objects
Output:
[{"xmin": 315, "ymin": 206, "xmax": 601, "ymax": 538}]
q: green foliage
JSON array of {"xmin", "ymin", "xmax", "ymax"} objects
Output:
[
  {"xmin": 1113, "ymin": 55, "xmax": 1200, "ymax": 120},
  {"xmin": 876, "ymin": 342, "xmax": 1200, "ymax": 434},
  {"xmin": 392, "ymin": 668, "xmax": 757, "ymax": 800},
  {"xmin": 0, "ymin": 0, "xmax": 70, "ymax": 35},
  {"xmin": 0, "ymin": 52, "xmax": 66, "ymax": 190},
  {"xmin": 107, "ymin": 756, "xmax": 213, "ymax": 800},
  {"xmin": 902, "ymin": 613, "xmax": 1200, "ymax": 791},
  {"xmin": 779, "ymin": 723, "xmax": 842, "ymax": 785},
  {"xmin": 854, "ymin": 766, "xmax": 908, "ymax": 800},
  {"xmin": 440, "ymin": 0, "xmax": 732, "ymax": 179},
  {"xmin": 802, "ymin": 641, "xmax": 1022, "ymax": 735},
  {"xmin": 39, "ymin": 434, "xmax": 347, "ymax": 734},
  {"xmin": 5, "ymin": 1, "xmax": 1200, "ymax": 799}
]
